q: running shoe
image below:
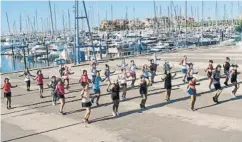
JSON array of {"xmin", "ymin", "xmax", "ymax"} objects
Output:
[
  {"xmin": 112, "ymin": 112, "xmax": 116, "ymax": 117},
  {"xmin": 212, "ymin": 96, "xmax": 216, "ymax": 103},
  {"xmin": 231, "ymin": 93, "xmax": 237, "ymax": 98},
  {"xmin": 116, "ymin": 112, "xmax": 119, "ymax": 116}
]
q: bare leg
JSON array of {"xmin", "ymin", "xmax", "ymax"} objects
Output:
[
  {"xmin": 6, "ymin": 98, "xmax": 9, "ymax": 108},
  {"xmin": 209, "ymin": 78, "xmax": 213, "ymax": 89},
  {"xmin": 166, "ymin": 89, "xmax": 171, "ymax": 101},
  {"xmin": 190, "ymin": 95, "xmax": 196, "ymax": 110},
  {"xmin": 8, "ymin": 97, "xmax": 11, "ymax": 108}
]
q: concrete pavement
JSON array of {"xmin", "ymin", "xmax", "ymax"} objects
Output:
[{"xmin": 1, "ymin": 45, "xmax": 242, "ymax": 142}]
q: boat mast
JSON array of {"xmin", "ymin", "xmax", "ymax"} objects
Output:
[
  {"xmin": 20, "ymin": 13, "xmax": 22, "ymax": 33},
  {"xmin": 231, "ymin": 2, "xmax": 233, "ymax": 26},
  {"xmin": 185, "ymin": 0, "xmax": 187, "ymax": 48},
  {"xmin": 201, "ymin": 1, "xmax": 204, "ymax": 36},
  {"xmin": 36, "ymin": 10, "xmax": 38, "ymax": 32},
  {"xmin": 62, "ymin": 11, "xmax": 65, "ymax": 38},
  {"xmin": 48, "ymin": 0, "xmax": 55, "ymax": 38},
  {"xmin": 111, "ymin": 5, "xmax": 113, "ymax": 21},
  {"xmin": 54, "ymin": 4, "xmax": 57, "ymax": 32},
  {"xmin": 6, "ymin": 12, "xmax": 11, "ymax": 35},
  {"xmin": 68, "ymin": 9, "xmax": 71, "ymax": 31},
  {"xmin": 153, "ymin": 0, "xmax": 158, "ymax": 35},
  {"xmin": 215, "ymin": 1, "xmax": 218, "ymax": 28}
]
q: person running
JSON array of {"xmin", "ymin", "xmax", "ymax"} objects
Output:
[
  {"xmin": 139, "ymin": 75, "xmax": 148, "ymax": 109},
  {"xmin": 34, "ymin": 70, "xmax": 49, "ymax": 98},
  {"xmin": 109, "ymin": 80, "xmax": 120, "ymax": 117},
  {"xmin": 1, "ymin": 78, "xmax": 18, "ymax": 109},
  {"xmin": 118, "ymin": 69, "xmax": 130, "ymax": 101},
  {"xmin": 91, "ymin": 71, "xmax": 105, "ymax": 105},
  {"xmin": 118, "ymin": 58, "xmax": 128, "ymax": 69},
  {"xmin": 152, "ymin": 53, "xmax": 160, "ymax": 66},
  {"xmin": 80, "ymin": 83, "xmax": 92, "ymax": 124},
  {"xmin": 212, "ymin": 65, "xmax": 223, "ymax": 103},
  {"xmin": 130, "ymin": 60, "xmax": 137, "ymax": 87},
  {"xmin": 19, "ymin": 68, "xmax": 35, "ymax": 91},
  {"xmin": 161, "ymin": 71, "xmax": 176, "ymax": 101},
  {"xmin": 142, "ymin": 64, "xmax": 152, "ymax": 85},
  {"xmin": 62, "ymin": 66, "xmax": 74, "ymax": 89},
  {"xmin": 79, "ymin": 70, "xmax": 91, "ymax": 89},
  {"xmin": 47, "ymin": 76, "xmax": 58, "ymax": 105},
  {"xmin": 205, "ymin": 60, "xmax": 214, "ymax": 90},
  {"xmin": 104, "ymin": 64, "xmax": 115, "ymax": 91},
  {"xmin": 186, "ymin": 63, "xmax": 198, "ymax": 82},
  {"xmin": 59, "ymin": 64, "xmax": 65, "ymax": 77},
  {"xmin": 180, "ymin": 55, "xmax": 188, "ymax": 83},
  {"xmin": 56, "ymin": 78, "xmax": 66, "ymax": 115},
  {"xmin": 149, "ymin": 59, "xmax": 157, "ymax": 84},
  {"xmin": 163, "ymin": 60, "xmax": 172, "ymax": 74},
  {"xmin": 223, "ymin": 57, "xmax": 231, "ymax": 86},
  {"xmin": 91, "ymin": 61, "xmax": 100, "ymax": 83},
  {"xmin": 187, "ymin": 77, "xmax": 200, "ymax": 111},
  {"xmin": 230, "ymin": 64, "xmax": 240, "ymax": 98}
]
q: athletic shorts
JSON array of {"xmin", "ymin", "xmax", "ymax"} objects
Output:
[
  {"xmin": 130, "ymin": 72, "xmax": 136, "ymax": 78},
  {"xmin": 214, "ymin": 83, "xmax": 222, "ymax": 90},
  {"xmin": 181, "ymin": 68, "xmax": 187, "ymax": 74},
  {"xmin": 187, "ymin": 88, "xmax": 196, "ymax": 95},
  {"xmin": 93, "ymin": 88, "xmax": 100, "ymax": 94},
  {"xmin": 38, "ymin": 84, "xmax": 43, "ymax": 88},
  {"xmin": 58, "ymin": 94, "xmax": 65, "ymax": 99},
  {"xmin": 81, "ymin": 82, "xmax": 88, "ymax": 87},
  {"xmin": 82, "ymin": 102, "xmax": 92, "ymax": 108},
  {"xmin": 207, "ymin": 71, "xmax": 212, "ymax": 78},
  {"xmin": 4, "ymin": 92, "xmax": 11, "ymax": 98}
]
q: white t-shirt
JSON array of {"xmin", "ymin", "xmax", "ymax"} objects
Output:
[
  {"xmin": 119, "ymin": 73, "xmax": 127, "ymax": 84},
  {"xmin": 130, "ymin": 64, "xmax": 136, "ymax": 73},
  {"xmin": 24, "ymin": 73, "xmax": 30, "ymax": 81}
]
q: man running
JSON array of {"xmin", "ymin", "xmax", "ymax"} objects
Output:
[
  {"xmin": 212, "ymin": 65, "xmax": 223, "ymax": 103},
  {"xmin": 230, "ymin": 64, "xmax": 240, "ymax": 98},
  {"xmin": 223, "ymin": 57, "xmax": 231, "ymax": 86}
]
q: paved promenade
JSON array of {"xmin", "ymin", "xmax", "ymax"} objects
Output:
[{"xmin": 1, "ymin": 45, "xmax": 242, "ymax": 142}]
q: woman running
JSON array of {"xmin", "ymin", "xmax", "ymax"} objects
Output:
[
  {"xmin": 110, "ymin": 80, "xmax": 120, "ymax": 117},
  {"xmin": 34, "ymin": 70, "xmax": 49, "ymax": 98},
  {"xmin": 205, "ymin": 60, "xmax": 214, "ymax": 90},
  {"xmin": 223, "ymin": 57, "xmax": 231, "ymax": 86},
  {"xmin": 19, "ymin": 68, "xmax": 35, "ymax": 91},
  {"xmin": 130, "ymin": 60, "xmax": 137, "ymax": 87},
  {"xmin": 230, "ymin": 64, "xmax": 240, "ymax": 98},
  {"xmin": 59, "ymin": 64, "xmax": 65, "ymax": 77},
  {"xmin": 212, "ymin": 65, "xmax": 223, "ymax": 103},
  {"xmin": 118, "ymin": 58, "xmax": 128, "ymax": 70},
  {"xmin": 186, "ymin": 63, "xmax": 198, "ymax": 82},
  {"xmin": 104, "ymin": 64, "xmax": 115, "ymax": 91},
  {"xmin": 149, "ymin": 59, "xmax": 156, "ymax": 84},
  {"xmin": 187, "ymin": 77, "xmax": 200, "ymax": 111},
  {"xmin": 91, "ymin": 71, "xmax": 104, "ymax": 105},
  {"xmin": 56, "ymin": 78, "xmax": 66, "ymax": 115},
  {"xmin": 142, "ymin": 64, "xmax": 152, "ymax": 85},
  {"xmin": 48, "ymin": 76, "xmax": 58, "ymax": 105},
  {"xmin": 91, "ymin": 61, "xmax": 100, "ymax": 83},
  {"xmin": 180, "ymin": 55, "xmax": 188, "ymax": 83},
  {"xmin": 118, "ymin": 69, "xmax": 130, "ymax": 101},
  {"xmin": 1, "ymin": 78, "xmax": 18, "ymax": 109},
  {"xmin": 139, "ymin": 75, "xmax": 148, "ymax": 109},
  {"xmin": 161, "ymin": 71, "xmax": 176, "ymax": 101},
  {"xmin": 62, "ymin": 66, "xmax": 74, "ymax": 89},
  {"xmin": 163, "ymin": 60, "xmax": 172, "ymax": 74},
  {"xmin": 80, "ymin": 83, "xmax": 92, "ymax": 124},
  {"xmin": 80, "ymin": 70, "xmax": 91, "ymax": 90}
]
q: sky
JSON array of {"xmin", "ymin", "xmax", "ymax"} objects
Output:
[{"xmin": 1, "ymin": 0, "xmax": 242, "ymax": 34}]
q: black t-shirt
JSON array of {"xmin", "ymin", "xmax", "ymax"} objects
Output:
[
  {"xmin": 231, "ymin": 70, "xmax": 238, "ymax": 82},
  {"xmin": 164, "ymin": 74, "xmax": 172, "ymax": 87},
  {"xmin": 111, "ymin": 84, "xmax": 120, "ymax": 99},
  {"xmin": 140, "ymin": 81, "xmax": 147, "ymax": 94},
  {"xmin": 223, "ymin": 62, "xmax": 230, "ymax": 71}
]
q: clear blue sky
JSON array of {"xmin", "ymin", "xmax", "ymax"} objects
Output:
[{"xmin": 1, "ymin": 1, "xmax": 241, "ymax": 34}]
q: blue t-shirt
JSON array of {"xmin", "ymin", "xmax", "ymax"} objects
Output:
[{"xmin": 93, "ymin": 76, "xmax": 102, "ymax": 90}]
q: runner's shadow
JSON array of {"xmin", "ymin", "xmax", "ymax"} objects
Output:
[
  {"xmin": 91, "ymin": 95, "xmax": 191, "ymax": 124},
  {"xmin": 195, "ymin": 95, "xmax": 242, "ymax": 111}
]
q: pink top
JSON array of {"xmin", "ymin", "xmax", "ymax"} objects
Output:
[
  {"xmin": 56, "ymin": 84, "xmax": 65, "ymax": 95},
  {"xmin": 36, "ymin": 74, "xmax": 44, "ymax": 85},
  {"xmin": 81, "ymin": 75, "xmax": 89, "ymax": 82}
]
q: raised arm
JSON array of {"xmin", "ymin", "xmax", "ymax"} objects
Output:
[{"xmin": 10, "ymin": 84, "xmax": 18, "ymax": 88}]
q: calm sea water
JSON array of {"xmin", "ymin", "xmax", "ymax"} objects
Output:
[{"xmin": 1, "ymin": 55, "xmax": 54, "ymax": 73}]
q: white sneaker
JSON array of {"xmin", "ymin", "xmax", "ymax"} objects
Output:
[
  {"xmin": 116, "ymin": 112, "xmax": 119, "ymax": 116},
  {"xmin": 112, "ymin": 112, "xmax": 116, "ymax": 117},
  {"xmin": 231, "ymin": 93, "xmax": 237, "ymax": 98},
  {"xmin": 52, "ymin": 102, "xmax": 56, "ymax": 106}
]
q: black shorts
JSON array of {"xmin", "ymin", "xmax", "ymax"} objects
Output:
[
  {"xmin": 4, "ymin": 92, "xmax": 11, "ymax": 98},
  {"xmin": 207, "ymin": 72, "xmax": 212, "ymax": 78},
  {"xmin": 121, "ymin": 83, "xmax": 127, "ymax": 87},
  {"xmin": 165, "ymin": 84, "xmax": 172, "ymax": 90},
  {"xmin": 81, "ymin": 82, "xmax": 87, "ymax": 87},
  {"xmin": 111, "ymin": 94, "xmax": 120, "ymax": 101},
  {"xmin": 58, "ymin": 94, "xmax": 65, "ymax": 99},
  {"xmin": 82, "ymin": 102, "xmax": 92, "ymax": 108},
  {"xmin": 26, "ymin": 81, "xmax": 31, "ymax": 87},
  {"xmin": 214, "ymin": 83, "xmax": 222, "ymax": 90},
  {"xmin": 38, "ymin": 84, "xmax": 43, "ymax": 88}
]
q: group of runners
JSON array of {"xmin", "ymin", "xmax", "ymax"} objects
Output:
[{"xmin": 1, "ymin": 53, "xmax": 240, "ymax": 124}]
